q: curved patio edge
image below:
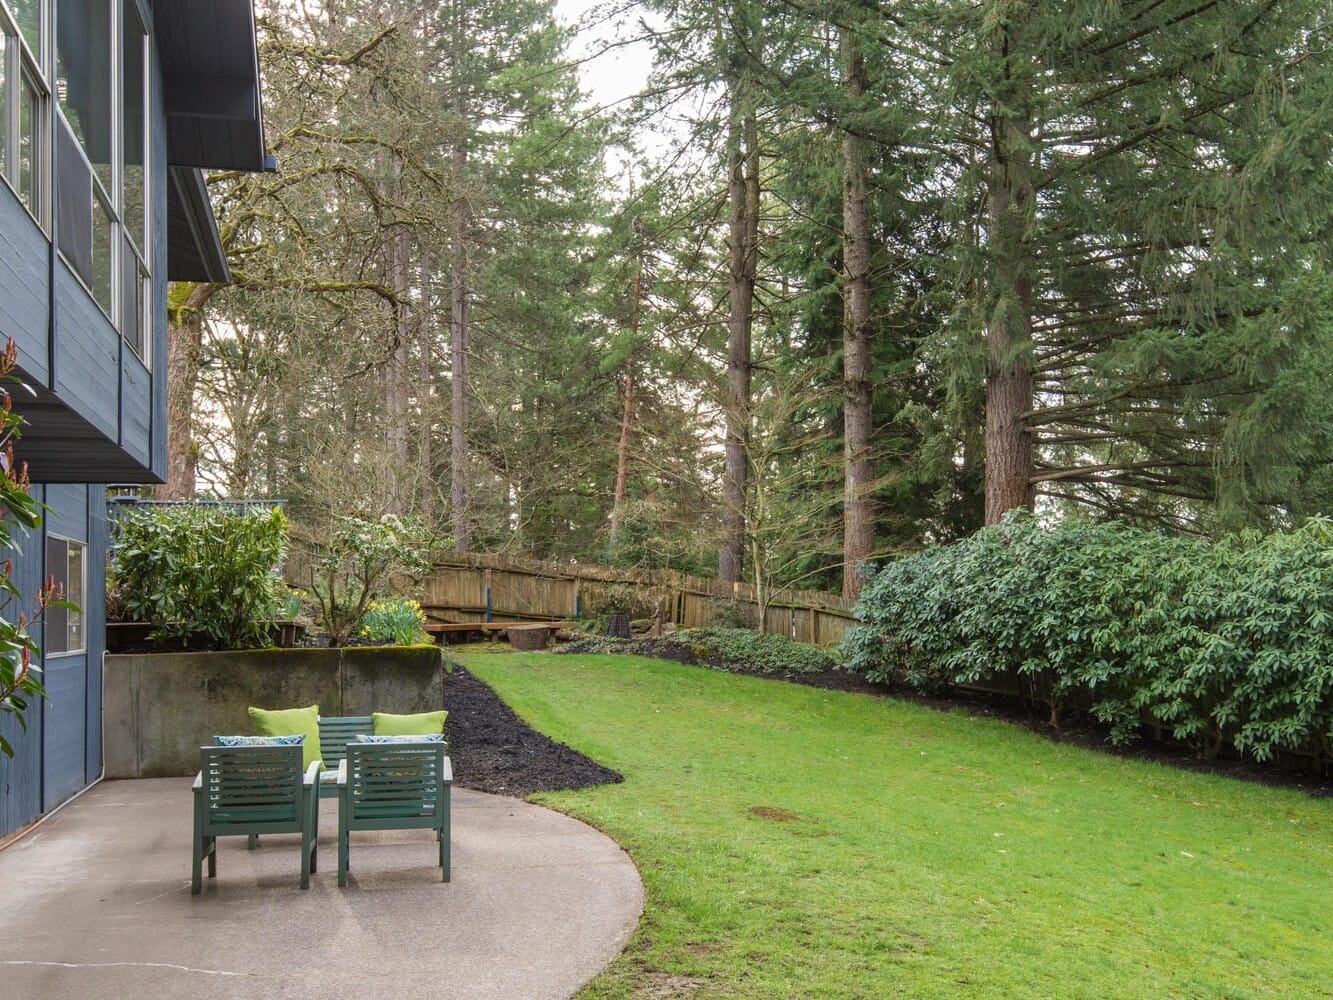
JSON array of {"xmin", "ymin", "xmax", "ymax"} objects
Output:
[{"xmin": 0, "ymin": 779, "xmax": 644, "ymax": 1000}]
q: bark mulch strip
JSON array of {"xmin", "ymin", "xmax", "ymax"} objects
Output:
[{"xmin": 443, "ymin": 663, "xmax": 622, "ymax": 797}]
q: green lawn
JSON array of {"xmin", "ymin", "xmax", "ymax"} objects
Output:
[{"xmin": 462, "ymin": 652, "xmax": 1332, "ymax": 1000}]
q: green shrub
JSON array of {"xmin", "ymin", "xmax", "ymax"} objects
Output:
[
  {"xmin": 676, "ymin": 627, "xmax": 835, "ymax": 674},
  {"xmin": 358, "ymin": 597, "xmax": 429, "ymax": 645},
  {"xmin": 845, "ymin": 512, "xmax": 1333, "ymax": 764},
  {"xmin": 111, "ymin": 504, "xmax": 288, "ymax": 650}
]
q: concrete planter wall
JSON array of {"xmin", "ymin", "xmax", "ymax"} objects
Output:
[{"xmin": 103, "ymin": 646, "xmax": 446, "ymax": 778}]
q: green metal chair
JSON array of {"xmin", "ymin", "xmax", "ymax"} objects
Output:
[
  {"xmin": 192, "ymin": 744, "xmax": 321, "ymax": 893},
  {"xmin": 337, "ymin": 741, "xmax": 452, "ymax": 886}
]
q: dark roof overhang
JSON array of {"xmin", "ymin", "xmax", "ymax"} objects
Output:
[
  {"xmin": 156, "ymin": 0, "xmax": 268, "ymax": 172},
  {"xmin": 156, "ymin": 0, "xmax": 271, "ymax": 283},
  {"xmin": 166, "ymin": 166, "xmax": 230, "ymax": 282}
]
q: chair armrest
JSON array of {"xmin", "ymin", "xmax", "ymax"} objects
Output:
[
  {"xmin": 192, "ymin": 771, "xmax": 203, "ymax": 791},
  {"xmin": 303, "ymin": 760, "xmax": 321, "ymax": 788},
  {"xmin": 336, "ymin": 758, "xmax": 349, "ymax": 788},
  {"xmin": 441, "ymin": 756, "xmax": 453, "ymax": 784}
]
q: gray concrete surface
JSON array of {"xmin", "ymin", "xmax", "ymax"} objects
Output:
[
  {"xmin": 0, "ymin": 778, "xmax": 643, "ymax": 999},
  {"xmin": 104, "ymin": 647, "xmax": 446, "ymax": 778}
]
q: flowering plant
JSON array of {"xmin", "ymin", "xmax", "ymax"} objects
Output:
[
  {"xmin": 307, "ymin": 514, "xmax": 435, "ymax": 645},
  {"xmin": 358, "ymin": 597, "xmax": 429, "ymax": 645}
]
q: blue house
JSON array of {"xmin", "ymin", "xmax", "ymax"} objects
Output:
[{"xmin": 0, "ymin": 0, "xmax": 266, "ymax": 839}]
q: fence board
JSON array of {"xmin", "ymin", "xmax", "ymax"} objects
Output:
[{"xmin": 413, "ymin": 554, "xmax": 860, "ymax": 647}]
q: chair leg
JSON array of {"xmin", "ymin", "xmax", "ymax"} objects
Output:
[
  {"xmin": 192, "ymin": 835, "xmax": 215, "ymax": 894},
  {"xmin": 247, "ymin": 833, "xmax": 258, "ymax": 850},
  {"xmin": 338, "ymin": 792, "xmax": 350, "ymax": 887},
  {"xmin": 338, "ymin": 826, "xmax": 350, "ymax": 887},
  {"xmin": 441, "ymin": 785, "xmax": 451, "ymax": 882}
]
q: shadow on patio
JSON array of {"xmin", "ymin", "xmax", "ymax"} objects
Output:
[{"xmin": 0, "ymin": 778, "xmax": 643, "ymax": 1000}]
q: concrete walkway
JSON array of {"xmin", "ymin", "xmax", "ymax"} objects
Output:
[{"xmin": 0, "ymin": 779, "xmax": 643, "ymax": 1000}]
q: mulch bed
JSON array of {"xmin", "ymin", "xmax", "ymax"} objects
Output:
[
  {"xmin": 447, "ymin": 640, "xmax": 1331, "ymax": 800},
  {"xmin": 442, "ymin": 664, "xmax": 623, "ymax": 797}
]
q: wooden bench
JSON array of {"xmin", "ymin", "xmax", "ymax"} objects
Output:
[
  {"xmin": 317, "ymin": 715, "xmax": 374, "ymax": 798},
  {"xmin": 423, "ymin": 621, "xmax": 577, "ymax": 644}
]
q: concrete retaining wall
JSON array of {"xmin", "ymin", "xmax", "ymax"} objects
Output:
[{"xmin": 104, "ymin": 646, "xmax": 446, "ymax": 778}]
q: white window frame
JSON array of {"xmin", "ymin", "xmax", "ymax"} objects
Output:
[
  {"xmin": 0, "ymin": 0, "xmax": 49, "ymax": 229},
  {"xmin": 52, "ymin": 0, "xmax": 152, "ymax": 368},
  {"xmin": 44, "ymin": 533, "xmax": 87, "ymax": 657}
]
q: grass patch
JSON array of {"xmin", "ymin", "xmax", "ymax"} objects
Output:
[{"xmin": 462, "ymin": 652, "xmax": 1332, "ymax": 999}]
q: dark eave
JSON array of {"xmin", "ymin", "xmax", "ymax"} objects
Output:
[
  {"xmin": 166, "ymin": 166, "xmax": 230, "ymax": 282},
  {"xmin": 155, "ymin": 0, "xmax": 268, "ymax": 173},
  {"xmin": 156, "ymin": 0, "xmax": 269, "ymax": 283},
  {"xmin": 11, "ymin": 383, "xmax": 161, "ymax": 484}
]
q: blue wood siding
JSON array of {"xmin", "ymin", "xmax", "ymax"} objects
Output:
[
  {"xmin": 44, "ymin": 483, "xmax": 88, "ymax": 539},
  {"xmin": 84, "ymin": 488, "xmax": 108, "ymax": 781},
  {"xmin": 0, "ymin": 486, "xmax": 45, "ymax": 837},
  {"xmin": 40, "ymin": 485, "xmax": 90, "ymax": 811},
  {"xmin": 53, "ymin": 264, "xmax": 120, "ymax": 440},
  {"xmin": 41, "ymin": 656, "xmax": 87, "ymax": 809},
  {"xmin": 0, "ymin": 185, "xmax": 51, "ymax": 386},
  {"xmin": 121, "ymin": 354, "xmax": 152, "ymax": 467}
]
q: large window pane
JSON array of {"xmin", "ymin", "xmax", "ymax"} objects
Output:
[
  {"xmin": 121, "ymin": 236, "xmax": 144, "ymax": 357},
  {"xmin": 66, "ymin": 540, "xmax": 84, "ymax": 651},
  {"xmin": 56, "ymin": 116, "xmax": 91, "ymax": 283},
  {"xmin": 121, "ymin": 0, "xmax": 146, "ymax": 256},
  {"xmin": 44, "ymin": 536, "xmax": 86, "ymax": 655},
  {"xmin": 92, "ymin": 187, "xmax": 112, "ymax": 313},
  {"xmin": 55, "ymin": 0, "xmax": 110, "ymax": 188},
  {"xmin": 18, "ymin": 66, "xmax": 38, "ymax": 214},
  {"xmin": 10, "ymin": 0, "xmax": 40, "ymax": 57},
  {"xmin": 1, "ymin": 36, "xmax": 8, "ymax": 182}
]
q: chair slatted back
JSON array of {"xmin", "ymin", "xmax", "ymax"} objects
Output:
[
  {"xmin": 345, "ymin": 742, "xmax": 448, "ymax": 828},
  {"xmin": 198, "ymin": 745, "xmax": 305, "ymax": 835},
  {"xmin": 318, "ymin": 716, "xmax": 374, "ymax": 769}
]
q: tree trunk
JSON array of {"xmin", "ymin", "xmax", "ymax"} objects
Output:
[
  {"xmin": 984, "ymin": 21, "xmax": 1036, "ymax": 524},
  {"xmin": 449, "ymin": 147, "xmax": 471, "ymax": 553},
  {"xmin": 609, "ymin": 240, "xmax": 644, "ymax": 548},
  {"xmin": 385, "ymin": 206, "xmax": 411, "ymax": 516},
  {"xmin": 610, "ymin": 366, "xmax": 634, "ymax": 546},
  {"xmin": 157, "ymin": 282, "xmax": 216, "ymax": 500},
  {"xmin": 418, "ymin": 254, "xmax": 435, "ymax": 523},
  {"xmin": 841, "ymin": 26, "xmax": 875, "ymax": 601},
  {"xmin": 720, "ymin": 104, "xmax": 758, "ymax": 583}
]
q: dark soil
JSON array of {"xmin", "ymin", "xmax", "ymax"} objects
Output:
[
  {"xmin": 485, "ymin": 636, "xmax": 1331, "ymax": 800},
  {"xmin": 442, "ymin": 664, "xmax": 623, "ymax": 797}
]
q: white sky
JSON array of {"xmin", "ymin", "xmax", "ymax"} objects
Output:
[{"xmin": 555, "ymin": 0, "xmax": 655, "ymax": 116}]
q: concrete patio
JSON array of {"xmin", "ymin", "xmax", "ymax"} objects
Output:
[{"xmin": 0, "ymin": 778, "xmax": 643, "ymax": 999}]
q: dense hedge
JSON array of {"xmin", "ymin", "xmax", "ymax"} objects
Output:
[
  {"xmin": 111, "ymin": 504, "xmax": 288, "ymax": 650},
  {"xmin": 844, "ymin": 513, "xmax": 1333, "ymax": 764}
]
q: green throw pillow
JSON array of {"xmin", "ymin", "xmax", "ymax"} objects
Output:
[
  {"xmin": 249, "ymin": 704, "xmax": 323, "ymax": 768},
  {"xmin": 372, "ymin": 710, "xmax": 447, "ymax": 737}
]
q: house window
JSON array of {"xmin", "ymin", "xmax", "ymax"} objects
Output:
[
  {"xmin": 53, "ymin": 0, "xmax": 150, "ymax": 359},
  {"xmin": 119, "ymin": 0, "xmax": 147, "ymax": 360},
  {"xmin": 0, "ymin": 0, "xmax": 47, "ymax": 225},
  {"xmin": 45, "ymin": 535, "xmax": 86, "ymax": 656}
]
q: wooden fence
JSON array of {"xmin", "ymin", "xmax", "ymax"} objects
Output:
[{"xmin": 418, "ymin": 553, "xmax": 861, "ymax": 648}]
